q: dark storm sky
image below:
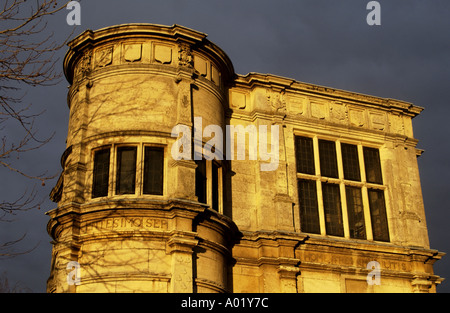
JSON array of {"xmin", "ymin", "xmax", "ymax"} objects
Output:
[{"xmin": 1, "ymin": 0, "xmax": 449, "ymax": 292}]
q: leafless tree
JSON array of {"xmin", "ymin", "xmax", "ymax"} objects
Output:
[
  {"xmin": 0, "ymin": 0, "xmax": 73, "ymax": 258},
  {"xmin": 0, "ymin": 271, "xmax": 32, "ymax": 292}
]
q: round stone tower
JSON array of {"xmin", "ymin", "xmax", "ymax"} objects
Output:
[{"xmin": 47, "ymin": 24, "xmax": 239, "ymax": 293}]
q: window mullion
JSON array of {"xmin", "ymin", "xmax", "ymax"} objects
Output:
[
  {"xmin": 316, "ymin": 179, "xmax": 326, "ymax": 236},
  {"xmin": 336, "ymin": 141, "xmax": 344, "ymax": 180},
  {"xmin": 340, "ymin": 183, "xmax": 350, "ymax": 239},
  {"xmin": 218, "ymin": 165, "xmax": 223, "ymax": 214},
  {"xmin": 362, "ymin": 187, "xmax": 373, "ymax": 240},
  {"xmin": 358, "ymin": 145, "xmax": 367, "ymax": 182},
  {"xmin": 136, "ymin": 144, "xmax": 143, "ymax": 195},
  {"xmin": 313, "ymin": 136, "xmax": 321, "ymax": 177},
  {"xmin": 206, "ymin": 160, "xmax": 212, "ymax": 207},
  {"xmin": 312, "ymin": 136, "xmax": 326, "ymax": 235},
  {"xmin": 336, "ymin": 141, "xmax": 350, "ymax": 238},
  {"xmin": 358, "ymin": 144, "xmax": 373, "ymax": 240},
  {"xmin": 110, "ymin": 144, "xmax": 116, "ymax": 196}
]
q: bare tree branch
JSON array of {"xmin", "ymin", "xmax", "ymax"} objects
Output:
[
  {"xmin": 0, "ymin": 0, "xmax": 74, "ymax": 256},
  {"xmin": 0, "ymin": 271, "xmax": 33, "ymax": 292}
]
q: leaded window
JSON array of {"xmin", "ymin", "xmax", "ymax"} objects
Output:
[
  {"xmin": 368, "ymin": 189, "xmax": 390, "ymax": 242},
  {"xmin": 298, "ymin": 179, "xmax": 320, "ymax": 234},
  {"xmin": 92, "ymin": 148, "xmax": 110, "ymax": 198},
  {"xmin": 195, "ymin": 159, "xmax": 207, "ymax": 204},
  {"xmin": 295, "ymin": 136, "xmax": 389, "ymax": 242},
  {"xmin": 295, "ymin": 136, "xmax": 315, "ymax": 175},
  {"xmin": 322, "ymin": 182, "xmax": 344, "ymax": 237},
  {"xmin": 91, "ymin": 144, "xmax": 166, "ymax": 199},
  {"xmin": 319, "ymin": 139, "xmax": 338, "ymax": 178},
  {"xmin": 346, "ymin": 186, "xmax": 366, "ymax": 239},
  {"xmin": 364, "ymin": 147, "xmax": 383, "ymax": 184},
  {"xmin": 341, "ymin": 143, "xmax": 361, "ymax": 181},
  {"xmin": 195, "ymin": 159, "xmax": 222, "ymax": 212},
  {"xmin": 143, "ymin": 147, "xmax": 164, "ymax": 195},
  {"xmin": 116, "ymin": 147, "xmax": 137, "ymax": 195}
]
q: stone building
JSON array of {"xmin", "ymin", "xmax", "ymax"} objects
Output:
[{"xmin": 46, "ymin": 23, "xmax": 444, "ymax": 293}]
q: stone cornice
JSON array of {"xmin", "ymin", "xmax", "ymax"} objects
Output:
[
  {"xmin": 234, "ymin": 72, "xmax": 423, "ymax": 117},
  {"xmin": 63, "ymin": 23, "xmax": 235, "ymax": 86}
]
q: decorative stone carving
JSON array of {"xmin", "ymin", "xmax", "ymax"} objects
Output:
[
  {"xmin": 95, "ymin": 46, "xmax": 113, "ymax": 68},
  {"xmin": 230, "ymin": 91, "xmax": 246, "ymax": 109},
  {"xmin": 330, "ymin": 101, "xmax": 347, "ymax": 122},
  {"xmin": 274, "ymin": 194, "xmax": 294, "ymax": 230},
  {"xmin": 172, "ymin": 254, "xmax": 193, "ymax": 292},
  {"xmin": 194, "ymin": 55, "xmax": 207, "ymax": 77},
  {"xmin": 267, "ymin": 90, "xmax": 286, "ymax": 115},
  {"xmin": 311, "ymin": 100, "xmax": 327, "ymax": 119},
  {"xmin": 389, "ymin": 114, "xmax": 405, "ymax": 135},
  {"xmin": 176, "ymin": 83, "xmax": 192, "ymax": 125},
  {"xmin": 75, "ymin": 50, "xmax": 92, "ymax": 80},
  {"xmin": 370, "ymin": 112, "xmax": 386, "ymax": 130},
  {"xmin": 211, "ymin": 64, "xmax": 220, "ymax": 86},
  {"xmin": 287, "ymin": 95, "xmax": 304, "ymax": 115},
  {"xmin": 123, "ymin": 43, "xmax": 142, "ymax": 62},
  {"xmin": 349, "ymin": 108, "xmax": 366, "ymax": 127},
  {"xmin": 178, "ymin": 43, "xmax": 193, "ymax": 68},
  {"xmin": 154, "ymin": 44, "xmax": 172, "ymax": 64}
]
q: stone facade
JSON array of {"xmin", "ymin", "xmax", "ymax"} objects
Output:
[{"xmin": 47, "ymin": 23, "xmax": 444, "ymax": 293}]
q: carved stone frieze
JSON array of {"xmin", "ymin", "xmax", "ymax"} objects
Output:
[
  {"xmin": 330, "ymin": 101, "xmax": 348, "ymax": 122},
  {"xmin": 267, "ymin": 90, "xmax": 286, "ymax": 115},
  {"xmin": 178, "ymin": 43, "xmax": 193, "ymax": 68},
  {"xmin": 123, "ymin": 43, "xmax": 142, "ymax": 62},
  {"xmin": 154, "ymin": 44, "xmax": 172, "ymax": 64},
  {"xmin": 95, "ymin": 46, "xmax": 113, "ymax": 68}
]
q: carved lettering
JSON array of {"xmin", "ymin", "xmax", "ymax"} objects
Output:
[
  {"xmin": 83, "ymin": 217, "xmax": 168, "ymax": 233},
  {"xmin": 302, "ymin": 252, "xmax": 410, "ymax": 271}
]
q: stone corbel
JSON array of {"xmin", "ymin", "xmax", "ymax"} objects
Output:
[
  {"xmin": 277, "ymin": 258, "xmax": 301, "ymax": 293},
  {"xmin": 166, "ymin": 232, "xmax": 199, "ymax": 255},
  {"xmin": 411, "ymin": 274, "xmax": 433, "ymax": 293}
]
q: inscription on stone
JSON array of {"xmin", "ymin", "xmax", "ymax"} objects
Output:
[
  {"xmin": 83, "ymin": 217, "xmax": 168, "ymax": 233},
  {"xmin": 302, "ymin": 251, "xmax": 410, "ymax": 271}
]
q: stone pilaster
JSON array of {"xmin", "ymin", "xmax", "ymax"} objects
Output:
[{"xmin": 167, "ymin": 232, "xmax": 198, "ymax": 293}]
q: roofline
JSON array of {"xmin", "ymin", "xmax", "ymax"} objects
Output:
[
  {"xmin": 234, "ymin": 72, "xmax": 424, "ymax": 117},
  {"xmin": 63, "ymin": 23, "xmax": 235, "ymax": 84}
]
